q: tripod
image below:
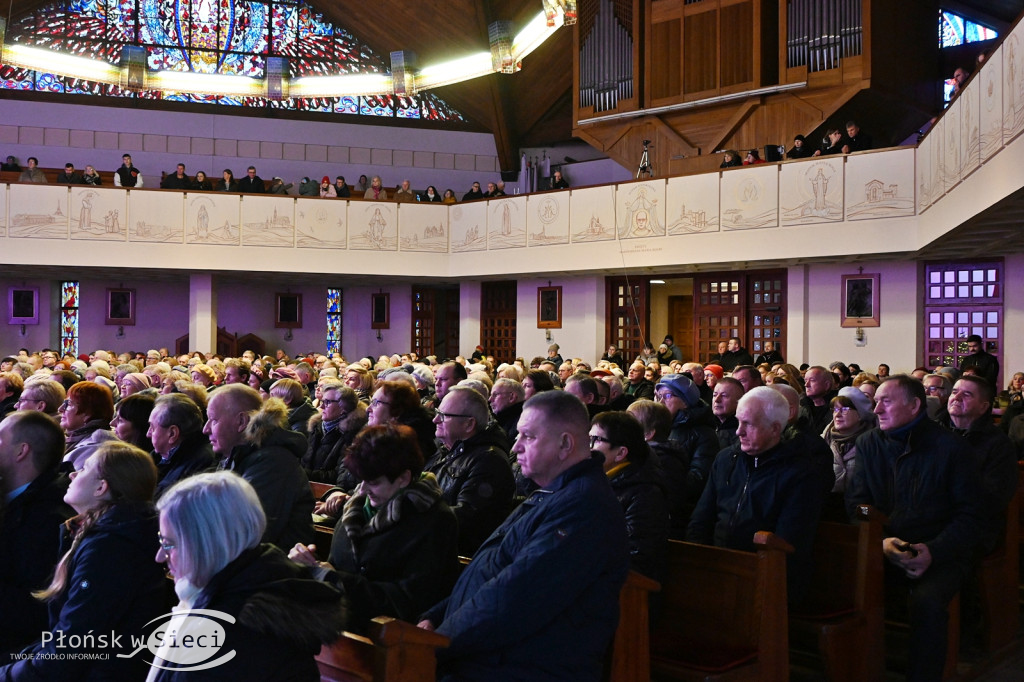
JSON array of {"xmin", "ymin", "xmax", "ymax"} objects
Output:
[{"xmin": 636, "ymin": 140, "xmax": 654, "ymax": 179}]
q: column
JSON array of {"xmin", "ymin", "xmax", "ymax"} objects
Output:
[{"xmin": 189, "ymin": 273, "xmax": 217, "ymax": 354}]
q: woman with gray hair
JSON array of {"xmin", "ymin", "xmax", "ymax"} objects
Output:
[{"xmin": 151, "ymin": 471, "xmax": 344, "ymax": 680}]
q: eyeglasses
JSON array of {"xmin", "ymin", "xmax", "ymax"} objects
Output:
[
  {"xmin": 59, "ymin": 399, "xmax": 72, "ymax": 411},
  {"xmin": 157, "ymin": 532, "xmax": 175, "ymax": 553},
  {"xmin": 923, "ymin": 386, "xmax": 944, "ymax": 394},
  {"xmin": 320, "ymin": 398, "xmax": 342, "ymax": 407},
  {"xmin": 832, "ymin": 407, "xmax": 853, "ymax": 415},
  {"xmin": 435, "ymin": 410, "xmax": 473, "ymax": 421},
  {"xmin": 589, "ymin": 435, "xmax": 613, "ymax": 447},
  {"xmin": 369, "ymin": 398, "xmax": 391, "ymax": 408}
]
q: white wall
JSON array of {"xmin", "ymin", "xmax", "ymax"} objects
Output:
[
  {"xmin": 341, "ymin": 285, "xmax": 412, "ymax": 362},
  {"xmin": 516, "ymin": 276, "xmax": 606, "ymax": 363},
  {"xmin": 800, "ymin": 260, "xmax": 920, "ymax": 373},
  {"xmin": 0, "ymin": 277, "xmax": 56, "ymax": 354},
  {"xmin": 1001, "ymin": 253, "xmax": 1024, "ymax": 384}
]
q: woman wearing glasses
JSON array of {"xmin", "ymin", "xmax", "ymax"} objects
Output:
[
  {"xmin": 822, "ymin": 387, "xmax": 877, "ymax": 495},
  {"xmin": 0, "ymin": 442, "xmax": 166, "ymax": 680},
  {"xmin": 588, "ymin": 411, "xmax": 670, "ymax": 583},
  {"xmin": 152, "ymin": 471, "xmax": 343, "ymax": 680},
  {"xmin": 302, "ymin": 384, "xmax": 367, "ymax": 484},
  {"xmin": 317, "ymin": 381, "xmax": 435, "ymax": 516},
  {"xmin": 290, "ymin": 424, "xmax": 457, "ymax": 632}
]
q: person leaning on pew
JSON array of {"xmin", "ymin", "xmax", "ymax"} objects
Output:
[{"xmin": 686, "ymin": 386, "xmax": 827, "ymax": 605}]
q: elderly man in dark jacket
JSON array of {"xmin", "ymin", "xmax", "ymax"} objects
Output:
[
  {"xmin": 427, "ymin": 387, "xmax": 514, "ymax": 556},
  {"xmin": 149, "ymin": 393, "xmax": 216, "ymax": 500},
  {"xmin": 0, "ymin": 412, "xmax": 75, "ymax": 655},
  {"xmin": 846, "ymin": 375, "xmax": 984, "ymax": 682},
  {"xmin": 420, "ymin": 390, "xmax": 628, "ymax": 681},
  {"xmin": 687, "ymin": 387, "xmax": 826, "ymax": 605},
  {"xmin": 205, "ymin": 384, "xmax": 314, "ymax": 550}
]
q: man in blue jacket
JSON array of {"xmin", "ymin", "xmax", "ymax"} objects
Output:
[
  {"xmin": 419, "ymin": 390, "xmax": 628, "ymax": 681},
  {"xmin": 846, "ymin": 375, "xmax": 984, "ymax": 682}
]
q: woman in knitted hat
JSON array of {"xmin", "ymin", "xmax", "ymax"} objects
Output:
[
  {"xmin": 822, "ymin": 386, "xmax": 876, "ymax": 494},
  {"xmin": 319, "ymin": 175, "xmax": 337, "ymax": 198}
]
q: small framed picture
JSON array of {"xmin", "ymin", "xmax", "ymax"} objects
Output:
[
  {"xmin": 841, "ymin": 274, "xmax": 880, "ymax": 328},
  {"xmin": 275, "ymin": 293, "xmax": 303, "ymax": 329},
  {"xmin": 371, "ymin": 292, "xmax": 390, "ymax": 330},
  {"xmin": 537, "ymin": 286, "xmax": 562, "ymax": 329},
  {"xmin": 105, "ymin": 288, "xmax": 136, "ymax": 326},
  {"xmin": 8, "ymin": 287, "xmax": 39, "ymax": 325}
]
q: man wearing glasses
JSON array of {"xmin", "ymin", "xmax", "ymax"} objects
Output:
[
  {"xmin": 923, "ymin": 373, "xmax": 952, "ymax": 428},
  {"xmin": 427, "ymin": 387, "xmax": 513, "ymax": 556}
]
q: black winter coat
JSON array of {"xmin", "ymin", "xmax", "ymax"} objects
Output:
[
  {"xmin": 687, "ymin": 440, "xmax": 826, "ymax": 605},
  {"xmin": 153, "ymin": 432, "xmax": 216, "ymax": 501},
  {"xmin": 846, "ymin": 414, "xmax": 984, "ymax": 571},
  {"xmin": 949, "ymin": 414, "xmax": 1017, "ymax": 554},
  {"xmin": 649, "ymin": 439, "xmax": 692, "ymax": 539},
  {"xmin": 425, "ymin": 426, "xmax": 514, "ymax": 556},
  {"xmin": 324, "ymin": 474, "xmax": 458, "ymax": 630},
  {"xmin": 302, "ymin": 408, "xmax": 366, "ymax": 485},
  {"xmin": 609, "ymin": 457, "xmax": 670, "ymax": 583},
  {"xmin": 667, "ymin": 401, "xmax": 720, "ymax": 515},
  {"xmin": 287, "ymin": 402, "xmax": 317, "ymax": 439},
  {"xmin": 0, "ymin": 471, "xmax": 74, "ymax": 655},
  {"xmin": 0, "ymin": 503, "xmax": 169, "ymax": 681},
  {"xmin": 222, "ymin": 426, "xmax": 314, "ymax": 550},
  {"xmin": 152, "ymin": 545, "xmax": 343, "ymax": 681}
]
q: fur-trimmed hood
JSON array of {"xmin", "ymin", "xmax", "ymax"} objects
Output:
[
  {"xmin": 245, "ymin": 397, "xmax": 290, "ymax": 448},
  {"xmin": 307, "ymin": 400, "xmax": 368, "ymax": 435}
]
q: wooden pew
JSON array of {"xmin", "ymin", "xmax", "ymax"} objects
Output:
[
  {"xmin": 789, "ymin": 506, "xmax": 885, "ymax": 682},
  {"xmin": 605, "ymin": 570, "xmax": 660, "ymax": 682},
  {"xmin": 316, "ymin": 616, "xmax": 450, "ymax": 682},
  {"xmin": 650, "ymin": 533, "xmax": 791, "ymax": 682},
  {"xmin": 977, "ymin": 483, "xmax": 1021, "ymax": 652}
]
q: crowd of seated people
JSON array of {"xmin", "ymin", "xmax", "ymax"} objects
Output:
[
  {"xmin": 1, "ymin": 152, "xmax": 573, "ymax": 202},
  {"xmin": 0, "ymin": 338, "xmax": 1020, "ymax": 679},
  {"xmin": 719, "ymin": 119, "xmax": 877, "ymax": 168}
]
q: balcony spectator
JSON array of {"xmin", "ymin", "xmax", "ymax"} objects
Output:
[
  {"xmin": 334, "ymin": 176, "xmax": 351, "ymax": 197},
  {"xmin": 319, "ymin": 176, "xmax": 337, "ymax": 198},
  {"xmin": 787, "ymin": 135, "xmax": 813, "ymax": 160},
  {"xmin": 219, "ymin": 169, "xmax": 238, "ymax": 192},
  {"xmin": 238, "ymin": 165, "xmax": 266, "ymax": 193},
  {"xmin": 813, "ymin": 129, "xmax": 845, "ymax": 156},
  {"xmin": 269, "ymin": 176, "xmax": 292, "ymax": 195},
  {"xmin": 82, "ymin": 165, "xmax": 102, "ymax": 186},
  {"xmin": 394, "ymin": 179, "xmax": 416, "ymax": 203},
  {"xmin": 1, "ymin": 155, "xmax": 20, "ymax": 172},
  {"xmin": 19, "ymin": 157, "xmax": 47, "ymax": 184},
  {"xmin": 719, "ymin": 150, "xmax": 742, "ymax": 168},
  {"xmin": 113, "ymin": 154, "xmax": 142, "ymax": 188},
  {"xmin": 843, "ymin": 121, "xmax": 873, "ymax": 153},
  {"xmin": 298, "ymin": 176, "xmax": 318, "ymax": 196},
  {"xmin": 160, "ymin": 163, "xmax": 191, "ymax": 190},
  {"xmin": 421, "ymin": 185, "xmax": 441, "ymax": 202},
  {"xmin": 743, "ymin": 149, "xmax": 765, "ymax": 165},
  {"xmin": 442, "ymin": 188, "xmax": 457, "ymax": 204},
  {"xmin": 550, "ymin": 170, "xmax": 569, "ymax": 189},
  {"xmin": 462, "ymin": 181, "xmax": 484, "ymax": 201},
  {"xmin": 190, "ymin": 170, "xmax": 212, "ymax": 191},
  {"xmin": 356, "ymin": 174, "xmax": 369, "ymax": 192},
  {"xmin": 56, "ymin": 163, "xmax": 82, "ymax": 184},
  {"xmin": 364, "ymin": 175, "xmax": 387, "ymax": 201}
]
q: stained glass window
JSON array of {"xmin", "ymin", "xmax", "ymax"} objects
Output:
[
  {"xmin": 940, "ymin": 10, "xmax": 997, "ymax": 49},
  {"xmin": 0, "ymin": 0, "xmax": 466, "ymax": 122},
  {"xmin": 61, "ymin": 281, "xmax": 80, "ymax": 357},
  {"xmin": 326, "ymin": 288, "xmax": 341, "ymax": 355}
]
